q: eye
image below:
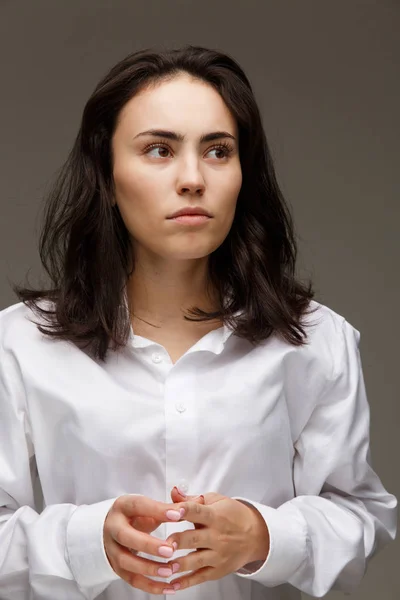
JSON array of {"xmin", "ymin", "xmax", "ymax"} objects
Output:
[
  {"xmin": 206, "ymin": 143, "xmax": 234, "ymax": 160},
  {"xmin": 143, "ymin": 141, "xmax": 235, "ymax": 160},
  {"xmin": 145, "ymin": 144, "xmax": 171, "ymax": 158}
]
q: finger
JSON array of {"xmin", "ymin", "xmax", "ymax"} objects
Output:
[
  {"xmin": 132, "ymin": 517, "xmax": 163, "ymax": 535},
  {"xmin": 117, "ymin": 494, "xmax": 185, "ymax": 523},
  {"xmin": 200, "ymin": 492, "xmax": 226, "ymax": 503},
  {"xmin": 170, "ymin": 490, "xmax": 206, "ymax": 530},
  {"xmin": 169, "ymin": 566, "xmax": 216, "ymax": 591},
  {"xmin": 110, "ymin": 513, "xmax": 176, "ymax": 559},
  {"xmin": 171, "ymin": 486, "xmax": 184, "ymax": 501},
  {"xmin": 108, "ymin": 542, "xmax": 181, "ymax": 582},
  {"xmin": 172, "ymin": 500, "xmax": 213, "ymax": 527},
  {"xmin": 166, "ymin": 525, "xmax": 210, "ymax": 552},
  {"xmin": 167, "ymin": 549, "xmax": 216, "ymax": 575},
  {"xmin": 171, "ymin": 489, "xmax": 225, "ymax": 509},
  {"xmin": 171, "ymin": 487, "xmax": 205, "ymax": 503},
  {"xmin": 117, "ymin": 566, "xmax": 180, "ymax": 595}
]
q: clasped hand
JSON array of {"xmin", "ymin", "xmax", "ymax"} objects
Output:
[{"xmin": 163, "ymin": 487, "xmax": 270, "ymax": 591}]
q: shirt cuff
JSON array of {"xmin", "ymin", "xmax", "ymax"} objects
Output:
[
  {"xmin": 232, "ymin": 497, "xmax": 309, "ymax": 586},
  {"xmin": 66, "ymin": 497, "xmax": 121, "ymax": 589}
]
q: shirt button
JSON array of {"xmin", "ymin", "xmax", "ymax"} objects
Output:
[
  {"xmin": 151, "ymin": 352, "xmax": 162, "ymax": 363},
  {"xmin": 175, "ymin": 402, "xmax": 186, "ymax": 413},
  {"xmin": 178, "ymin": 480, "xmax": 189, "ymax": 494}
]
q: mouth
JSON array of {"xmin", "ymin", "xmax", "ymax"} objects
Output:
[
  {"xmin": 168, "ymin": 215, "xmax": 212, "ymax": 225},
  {"xmin": 167, "ymin": 206, "xmax": 212, "ymax": 219}
]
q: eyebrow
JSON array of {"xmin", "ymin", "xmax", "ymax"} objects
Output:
[{"xmin": 133, "ymin": 129, "xmax": 236, "ymax": 143}]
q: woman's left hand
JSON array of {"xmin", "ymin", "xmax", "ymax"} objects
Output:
[{"xmin": 164, "ymin": 489, "xmax": 270, "ymax": 590}]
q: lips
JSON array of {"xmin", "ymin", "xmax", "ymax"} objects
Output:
[{"xmin": 167, "ymin": 206, "xmax": 212, "ymax": 218}]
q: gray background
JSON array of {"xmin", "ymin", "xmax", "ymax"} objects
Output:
[{"xmin": 0, "ymin": 1, "xmax": 398, "ymax": 598}]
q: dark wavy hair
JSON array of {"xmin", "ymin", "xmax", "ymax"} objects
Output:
[{"xmin": 12, "ymin": 44, "xmax": 316, "ymax": 362}]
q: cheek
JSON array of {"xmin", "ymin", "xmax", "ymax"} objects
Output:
[
  {"xmin": 222, "ymin": 169, "xmax": 242, "ymax": 217},
  {"xmin": 231, "ymin": 165, "xmax": 243, "ymax": 195},
  {"xmin": 113, "ymin": 187, "xmax": 155, "ymax": 246},
  {"xmin": 219, "ymin": 163, "xmax": 242, "ymax": 205},
  {"xmin": 114, "ymin": 166, "xmax": 162, "ymax": 221},
  {"xmin": 114, "ymin": 163, "xmax": 155, "ymax": 202}
]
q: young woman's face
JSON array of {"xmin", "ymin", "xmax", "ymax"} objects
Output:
[{"xmin": 111, "ymin": 73, "xmax": 242, "ymax": 264}]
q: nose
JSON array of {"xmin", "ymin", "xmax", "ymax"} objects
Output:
[{"xmin": 176, "ymin": 156, "xmax": 205, "ymax": 196}]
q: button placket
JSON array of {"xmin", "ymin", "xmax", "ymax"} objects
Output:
[{"xmin": 164, "ymin": 367, "xmax": 196, "ymax": 525}]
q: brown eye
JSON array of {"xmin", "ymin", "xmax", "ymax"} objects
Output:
[
  {"xmin": 206, "ymin": 143, "xmax": 234, "ymax": 160},
  {"xmin": 145, "ymin": 144, "xmax": 171, "ymax": 158}
]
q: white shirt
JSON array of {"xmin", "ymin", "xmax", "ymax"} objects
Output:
[{"xmin": 0, "ymin": 298, "xmax": 396, "ymax": 600}]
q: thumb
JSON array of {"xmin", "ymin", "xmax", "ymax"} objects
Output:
[{"xmin": 171, "ymin": 486, "xmax": 205, "ymax": 504}]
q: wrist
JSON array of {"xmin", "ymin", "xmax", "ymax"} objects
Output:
[{"xmin": 247, "ymin": 504, "xmax": 270, "ymax": 563}]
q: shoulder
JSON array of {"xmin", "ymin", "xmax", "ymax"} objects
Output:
[
  {"xmin": 302, "ymin": 299, "xmax": 360, "ymax": 373},
  {"xmin": 0, "ymin": 299, "xmax": 52, "ymax": 354},
  {"xmin": 276, "ymin": 300, "xmax": 362, "ymax": 438},
  {"xmin": 0, "ymin": 301, "xmax": 29, "ymax": 345},
  {"xmin": 282, "ymin": 300, "xmax": 360, "ymax": 406}
]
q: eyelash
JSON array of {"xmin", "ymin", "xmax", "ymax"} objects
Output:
[{"xmin": 143, "ymin": 140, "xmax": 235, "ymax": 159}]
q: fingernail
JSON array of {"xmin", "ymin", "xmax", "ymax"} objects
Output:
[
  {"xmin": 158, "ymin": 567, "xmax": 173, "ymax": 577},
  {"xmin": 159, "ymin": 545, "xmax": 174, "ymax": 558},
  {"xmin": 173, "ymin": 582, "xmax": 181, "ymax": 590},
  {"xmin": 172, "ymin": 542, "xmax": 178, "ymax": 551},
  {"xmin": 172, "ymin": 562, "xmax": 180, "ymax": 573},
  {"xmin": 193, "ymin": 495, "xmax": 204, "ymax": 501},
  {"xmin": 174, "ymin": 486, "xmax": 187, "ymax": 497},
  {"xmin": 166, "ymin": 509, "xmax": 182, "ymax": 521},
  {"xmin": 179, "ymin": 507, "xmax": 186, "ymax": 518},
  {"xmin": 163, "ymin": 589, "xmax": 175, "ymax": 595}
]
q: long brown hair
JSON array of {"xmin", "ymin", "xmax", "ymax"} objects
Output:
[{"xmin": 12, "ymin": 44, "xmax": 316, "ymax": 362}]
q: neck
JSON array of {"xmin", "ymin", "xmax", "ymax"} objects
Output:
[{"xmin": 126, "ymin": 254, "xmax": 219, "ymax": 328}]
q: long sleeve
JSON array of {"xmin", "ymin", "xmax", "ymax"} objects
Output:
[
  {"xmin": 0, "ymin": 341, "xmax": 120, "ymax": 599},
  {"xmin": 233, "ymin": 319, "xmax": 397, "ymax": 597}
]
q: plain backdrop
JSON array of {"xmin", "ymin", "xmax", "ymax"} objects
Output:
[{"xmin": 0, "ymin": 1, "xmax": 398, "ymax": 598}]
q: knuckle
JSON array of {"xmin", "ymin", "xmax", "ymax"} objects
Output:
[
  {"xmin": 118, "ymin": 570, "xmax": 133, "ymax": 586},
  {"xmin": 197, "ymin": 572, "xmax": 207, "ymax": 584},
  {"xmin": 209, "ymin": 555, "xmax": 218, "ymax": 568},
  {"xmin": 202, "ymin": 570, "xmax": 211, "ymax": 583},
  {"xmin": 222, "ymin": 520, "xmax": 232, "ymax": 535},
  {"xmin": 130, "ymin": 496, "xmax": 139, "ymax": 512},
  {"xmin": 142, "ymin": 538, "xmax": 153, "ymax": 555},
  {"xmin": 150, "ymin": 580, "xmax": 166, "ymax": 595},
  {"xmin": 197, "ymin": 555, "xmax": 205, "ymax": 569},
  {"xmin": 113, "ymin": 496, "xmax": 126, "ymax": 512},
  {"xmin": 115, "ymin": 553, "xmax": 127, "ymax": 570},
  {"xmin": 218, "ymin": 520, "xmax": 227, "ymax": 534},
  {"xmin": 129, "ymin": 572, "xmax": 143, "ymax": 590},
  {"xmin": 114, "ymin": 526, "xmax": 126, "ymax": 545},
  {"xmin": 118, "ymin": 566, "xmax": 165, "ymax": 596},
  {"xmin": 114, "ymin": 495, "xmax": 123, "ymax": 507},
  {"xmin": 129, "ymin": 573, "xmax": 153, "ymax": 593},
  {"xmin": 118, "ymin": 553, "xmax": 133, "ymax": 572}
]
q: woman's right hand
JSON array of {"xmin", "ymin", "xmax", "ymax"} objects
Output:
[{"xmin": 103, "ymin": 493, "xmax": 204, "ymax": 594}]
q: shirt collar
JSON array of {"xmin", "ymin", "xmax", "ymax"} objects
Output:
[{"xmin": 122, "ymin": 289, "xmax": 241, "ymax": 356}]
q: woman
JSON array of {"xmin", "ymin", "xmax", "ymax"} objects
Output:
[{"xmin": 0, "ymin": 45, "xmax": 396, "ymax": 600}]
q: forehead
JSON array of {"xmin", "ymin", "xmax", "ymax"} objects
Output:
[{"xmin": 117, "ymin": 74, "xmax": 237, "ymax": 136}]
